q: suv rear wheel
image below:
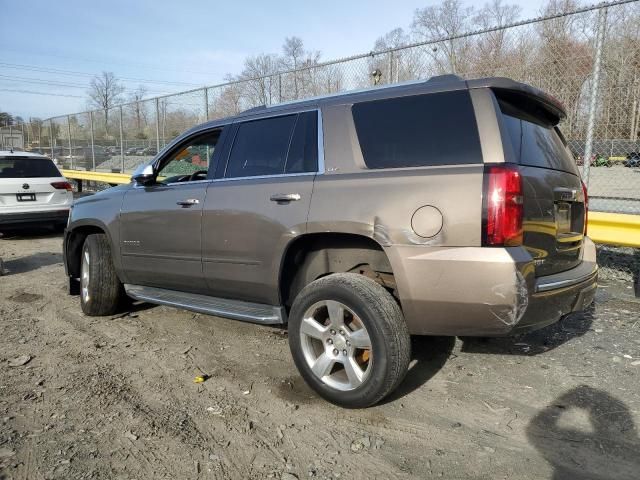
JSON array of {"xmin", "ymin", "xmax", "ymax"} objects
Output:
[
  {"xmin": 288, "ymin": 273, "xmax": 410, "ymax": 408},
  {"xmin": 80, "ymin": 233, "xmax": 124, "ymax": 316}
]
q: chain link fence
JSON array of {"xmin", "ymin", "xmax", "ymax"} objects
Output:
[{"xmin": 19, "ymin": 0, "xmax": 639, "ymax": 213}]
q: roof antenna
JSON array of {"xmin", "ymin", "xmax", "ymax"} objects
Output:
[{"xmin": 9, "ymin": 147, "xmax": 13, "ymax": 153}]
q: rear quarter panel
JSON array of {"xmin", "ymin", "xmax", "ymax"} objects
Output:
[{"xmin": 310, "ymin": 103, "xmax": 483, "ymax": 247}]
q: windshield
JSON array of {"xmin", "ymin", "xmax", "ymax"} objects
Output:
[{"xmin": 0, "ymin": 157, "xmax": 61, "ymax": 178}]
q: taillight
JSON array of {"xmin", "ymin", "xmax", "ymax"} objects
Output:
[
  {"xmin": 51, "ymin": 181, "xmax": 73, "ymax": 192},
  {"xmin": 582, "ymin": 180, "xmax": 588, "ymax": 236},
  {"xmin": 483, "ymin": 164, "xmax": 523, "ymax": 246}
]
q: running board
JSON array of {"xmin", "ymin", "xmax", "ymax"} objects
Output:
[{"xmin": 124, "ymin": 284, "xmax": 286, "ymax": 325}]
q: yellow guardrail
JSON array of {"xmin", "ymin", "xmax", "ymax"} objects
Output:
[
  {"xmin": 588, "ymin": 212, "xmax": 640, "ymax": 248},
  {"xmin": 59, "ymin": 169, "xmax": 640, "ymax": 248},
  {"xmin": 61, "ymin": 169, "xmax": 131, "ymax": 185}
]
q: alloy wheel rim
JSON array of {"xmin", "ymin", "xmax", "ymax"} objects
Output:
[
  {"xmin": 299, "ymin": 300, "xmax": 372, "ymax": 391},
  {"xmin": 81, "ymin": 248, "xmax": 90, "ymax": 304}
]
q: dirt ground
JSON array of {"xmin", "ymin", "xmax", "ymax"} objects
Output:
[{"xmin": 1, "ymin": 230, "xmax": 639, "ymax": 480}]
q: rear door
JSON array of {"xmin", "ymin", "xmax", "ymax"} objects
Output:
[
  {"xmin": 495, "ymin": 92, "xmax": 586, "ymax": 276},
  {"xmin": 0, "ymin": 156, "xmax": 68, "ymax": 212},
  {"xmin": 202, "ymin": 111, "xmax": 318, "ymax": 305}
]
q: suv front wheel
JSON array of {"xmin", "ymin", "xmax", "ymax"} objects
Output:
[
  {"xmin": 80, "ymin": 233, "xmax": 124, "ymax": 316},
  {"xmin": 288, "ymin": 273, "xmax": 410, "ymax": 408}
]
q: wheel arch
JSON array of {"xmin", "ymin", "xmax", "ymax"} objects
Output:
[
  {"xmin": 65, "ymin": 222, "xmax": 111, "ymax": 279},
  {"xmin": 278, "ymin": 232, "xmax": 397, "ymax": 308}
]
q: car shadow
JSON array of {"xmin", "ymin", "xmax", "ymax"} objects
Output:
[
  {"xmin": 0, "ymin": 226, "xmax": 63, "ymax": 240},
  {"xmin": 2, "ymin": 251, "xmax": 63, "ymax": 275},
  {"xmin": 527, "ymin": 385, "xmax": 640, "ymax": 480},
  {"xmin": 458, "ymin": 306, "xmax": 594, "ymax": 356},
  {"xmin": 381, "ymin": 335, "xmax": 456, "ymax": 404}
]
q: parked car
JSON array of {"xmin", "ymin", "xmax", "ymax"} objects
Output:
[
  {"xmin": 55, "ymin": 147, "xmax": 108, "ymax": 170},
  {"xmin": 623, "ymin": 152, "xmax": 640, "ymax": 167},
  {"xmin": 125, "ymin": 147, "xmax": 138, "ymax": 155},
  {"xmin": 142, "ymin": 146, "xmax": 157, "ymax": 156},
  {"xmin": 63, "ymin": 75, "xmax": 597, "ymax": 407},
  {"xmin": 0, "ymin": 150, "xmax": 72, "ymax": 231}
]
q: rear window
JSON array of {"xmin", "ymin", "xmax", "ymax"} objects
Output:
[
  {"xmin": 0, "ymin": 157, "xmax": 61, "ymax": 178},
  {"xmin": 500, "ymin": 105, "xmax": 577, "ymax": 174},
  {"xmin": 352, "ymin": 90, "xmax": 483, "ymax": 169}
]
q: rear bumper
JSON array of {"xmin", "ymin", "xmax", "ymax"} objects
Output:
[
  {"xmin": 387, "ymin": 237, "xmax": 598, "ymax": 336},
  {"xmin": 0, "ymin": 209, "xmax": 69, "ymax": 227}
]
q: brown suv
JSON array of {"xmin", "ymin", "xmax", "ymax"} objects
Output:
[{"xmin": 63, "ymin": 75, "xmax": 597, "ymax": 407}]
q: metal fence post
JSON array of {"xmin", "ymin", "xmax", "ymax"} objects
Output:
[
  {"xmin": 204, "ymin": 88, "xmax": 209, "ymax": 122},
  {"xmin": 49, "ymin": 120, "xmax": 54, "ymax": 158},
  {"xmin": 89, "ymin": 111, "xmax": 96, "ymax": 171},
  {"xmin": 155, "ymin": 98, "xmax": 161, "ymax": 152},
  {"xmin": 582, "ymin": 6, "xmax": 608, "ymax": 186},
  {"xmin": 67, "ymin": 115, "xmax": 73, "ymax": 169},
  {"xmin": 119, "ymin": 106, "xmax": 125, "ymax": 172}
]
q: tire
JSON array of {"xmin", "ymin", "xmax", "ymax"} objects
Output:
[
  {"xmin": 80, "ymin": 233, "xmax": 124, "ymax": 316},
  {"xmin": 288, "ymin": 273, "xmax": 410, "ymax": 408}
]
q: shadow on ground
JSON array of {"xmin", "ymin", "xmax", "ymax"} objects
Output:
[
  {"xmin": 2, "ymin": 251, "xmax": 62, "ymax": 275},
  {"xmin": 0, "ymin": 226, "xmax": 63, "ymax": 240},
  {"xmin": 528, "ymin": 385, "xmax": 640, "ymax": 480},
  {"xmin": 382, "ymin": 335, "xmax": 455, "ymax": 404}
]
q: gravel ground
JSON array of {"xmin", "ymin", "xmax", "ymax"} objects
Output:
[{"xmin": 0, "ymin": 231, "xmax": 639, "ymax": 480}]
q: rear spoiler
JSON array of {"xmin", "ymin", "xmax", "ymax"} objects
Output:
[{"xmin": 467, "ymin": 77, "xmax": 566, "ymax": 126}]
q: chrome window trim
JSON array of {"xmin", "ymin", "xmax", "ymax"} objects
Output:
[
  {"xmin": 222, "ymin": 108, "xmax": 323, "ymax": 180},
  {"xmin": 317, "ymin": 108, "xmax": 325, "ymax": 174},
  {"xmin": 134, "ymin": 108, "xmax": 324, "ymax": 189}
]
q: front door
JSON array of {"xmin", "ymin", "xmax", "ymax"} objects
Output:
[{"xmin": 119, "ymin": 128, "xmax": 224, "ymax": 292}]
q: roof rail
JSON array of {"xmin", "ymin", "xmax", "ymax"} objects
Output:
[
  {"xmin": 427, "ymin": 74, "xmax": 464, "ymax": 83},
  {"xmin": 241, "ymin": 105, "xmax": 267, "ymax": 114}
]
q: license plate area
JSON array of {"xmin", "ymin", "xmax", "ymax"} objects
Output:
[{"xmin": 16, "ymin": 193, "xmax": 36, "ymax": 202}]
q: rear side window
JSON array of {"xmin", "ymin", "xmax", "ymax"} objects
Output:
[
  {"xmin": 352, "ymin": 90, "xmax": 483, "ymax": 169},
  {"xmin": 226, "ymin": 115, "xmax": 297, "ymax": 178},
  {"xmin": 501, "ymin": 112, "xmax": 577, "ymax": 174},
  {"xmin": 0, "ymin": 157, "xmax": 60, "ymax": 178}
]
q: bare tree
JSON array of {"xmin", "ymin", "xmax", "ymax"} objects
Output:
[
  {"xmin": 281, "ymin": 37, "xmax": 321, "ymax": 100},
  {"xmin": 472, "ymin": 0, "xmax": 521, "ymax": 74},
  {"xmin": 370, "ymin": 28, "xmax": 423, "ymax": 83},
  {"xmin": 239, "ymin": 54, "xmax": 280, "ymax": 106},
  {"xmin": 129, "ymin": 86, "xmax": 148, "ymax": 134},
  {"xmin": 412, "ymin": 0, "xmax": 474, "ymax": 74},
  {"xmin": 88, "ymin": 72, "xmax": 125, "ymax": 136}
]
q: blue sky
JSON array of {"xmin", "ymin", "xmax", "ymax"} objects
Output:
[{"xmin": 1, "ymin": 0, "xmax": 545, "ymax": 119}]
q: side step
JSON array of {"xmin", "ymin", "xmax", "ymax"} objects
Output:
[{"xmin": 124, "ymin": 284, "xmax": 287, "ymax": 325}]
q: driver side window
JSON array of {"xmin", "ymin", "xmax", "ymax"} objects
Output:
[{"xmin": 157, "ymin": 130, "xmax": 221, "ymax": 183}]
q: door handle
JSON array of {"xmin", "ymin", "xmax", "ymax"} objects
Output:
[
  {"xmin": 176, "ymin": 198, "xmax": 200, "ymax": 207},
  {"xmin": 270, "ymin": 193, "xmax": 301, "ymax": 203}
]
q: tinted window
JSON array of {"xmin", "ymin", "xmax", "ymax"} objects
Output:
[
  {"xmin": 226, "ymin": 115, "xmax": 297, "ymax": 178},
  {"xmin": 285, "ymin": 111, "xmax": 318, "ymax": 174},
  {"xmin": 352, "ymin": 90, "xmax": 483, "ymax": 169},
  {"xmin": 0, "ymin": 157, "xmax": 60, "ymax": 178},
  {"xmin": 502, "ymin": 114, "xmax": 577, "ymax": 174}
]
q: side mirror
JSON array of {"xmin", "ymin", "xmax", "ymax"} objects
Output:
[{"xmin": 131, "ymin": 164, "xmax": 155, "ymax": 186}]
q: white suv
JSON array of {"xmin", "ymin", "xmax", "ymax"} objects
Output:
[{"xmin": 0, "ymin": 150, "xmax": 73, "ymax": 231}]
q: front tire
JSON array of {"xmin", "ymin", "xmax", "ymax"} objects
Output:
[
  {"xmin": 80, "ymin": 233, "xmax": 124, "ymax": 316},
  {"xmin": 288, "ymin": 273, "xmax": 410, "ymax": 408}
]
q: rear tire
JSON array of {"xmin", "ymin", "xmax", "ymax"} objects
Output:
[
  {"xmin": 288, "ymin": 273, "xmax": 410, "ymax": 408},
  {"xmin": 80, "ymin": 233, "xmax": 124, "ymax": 316}
]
